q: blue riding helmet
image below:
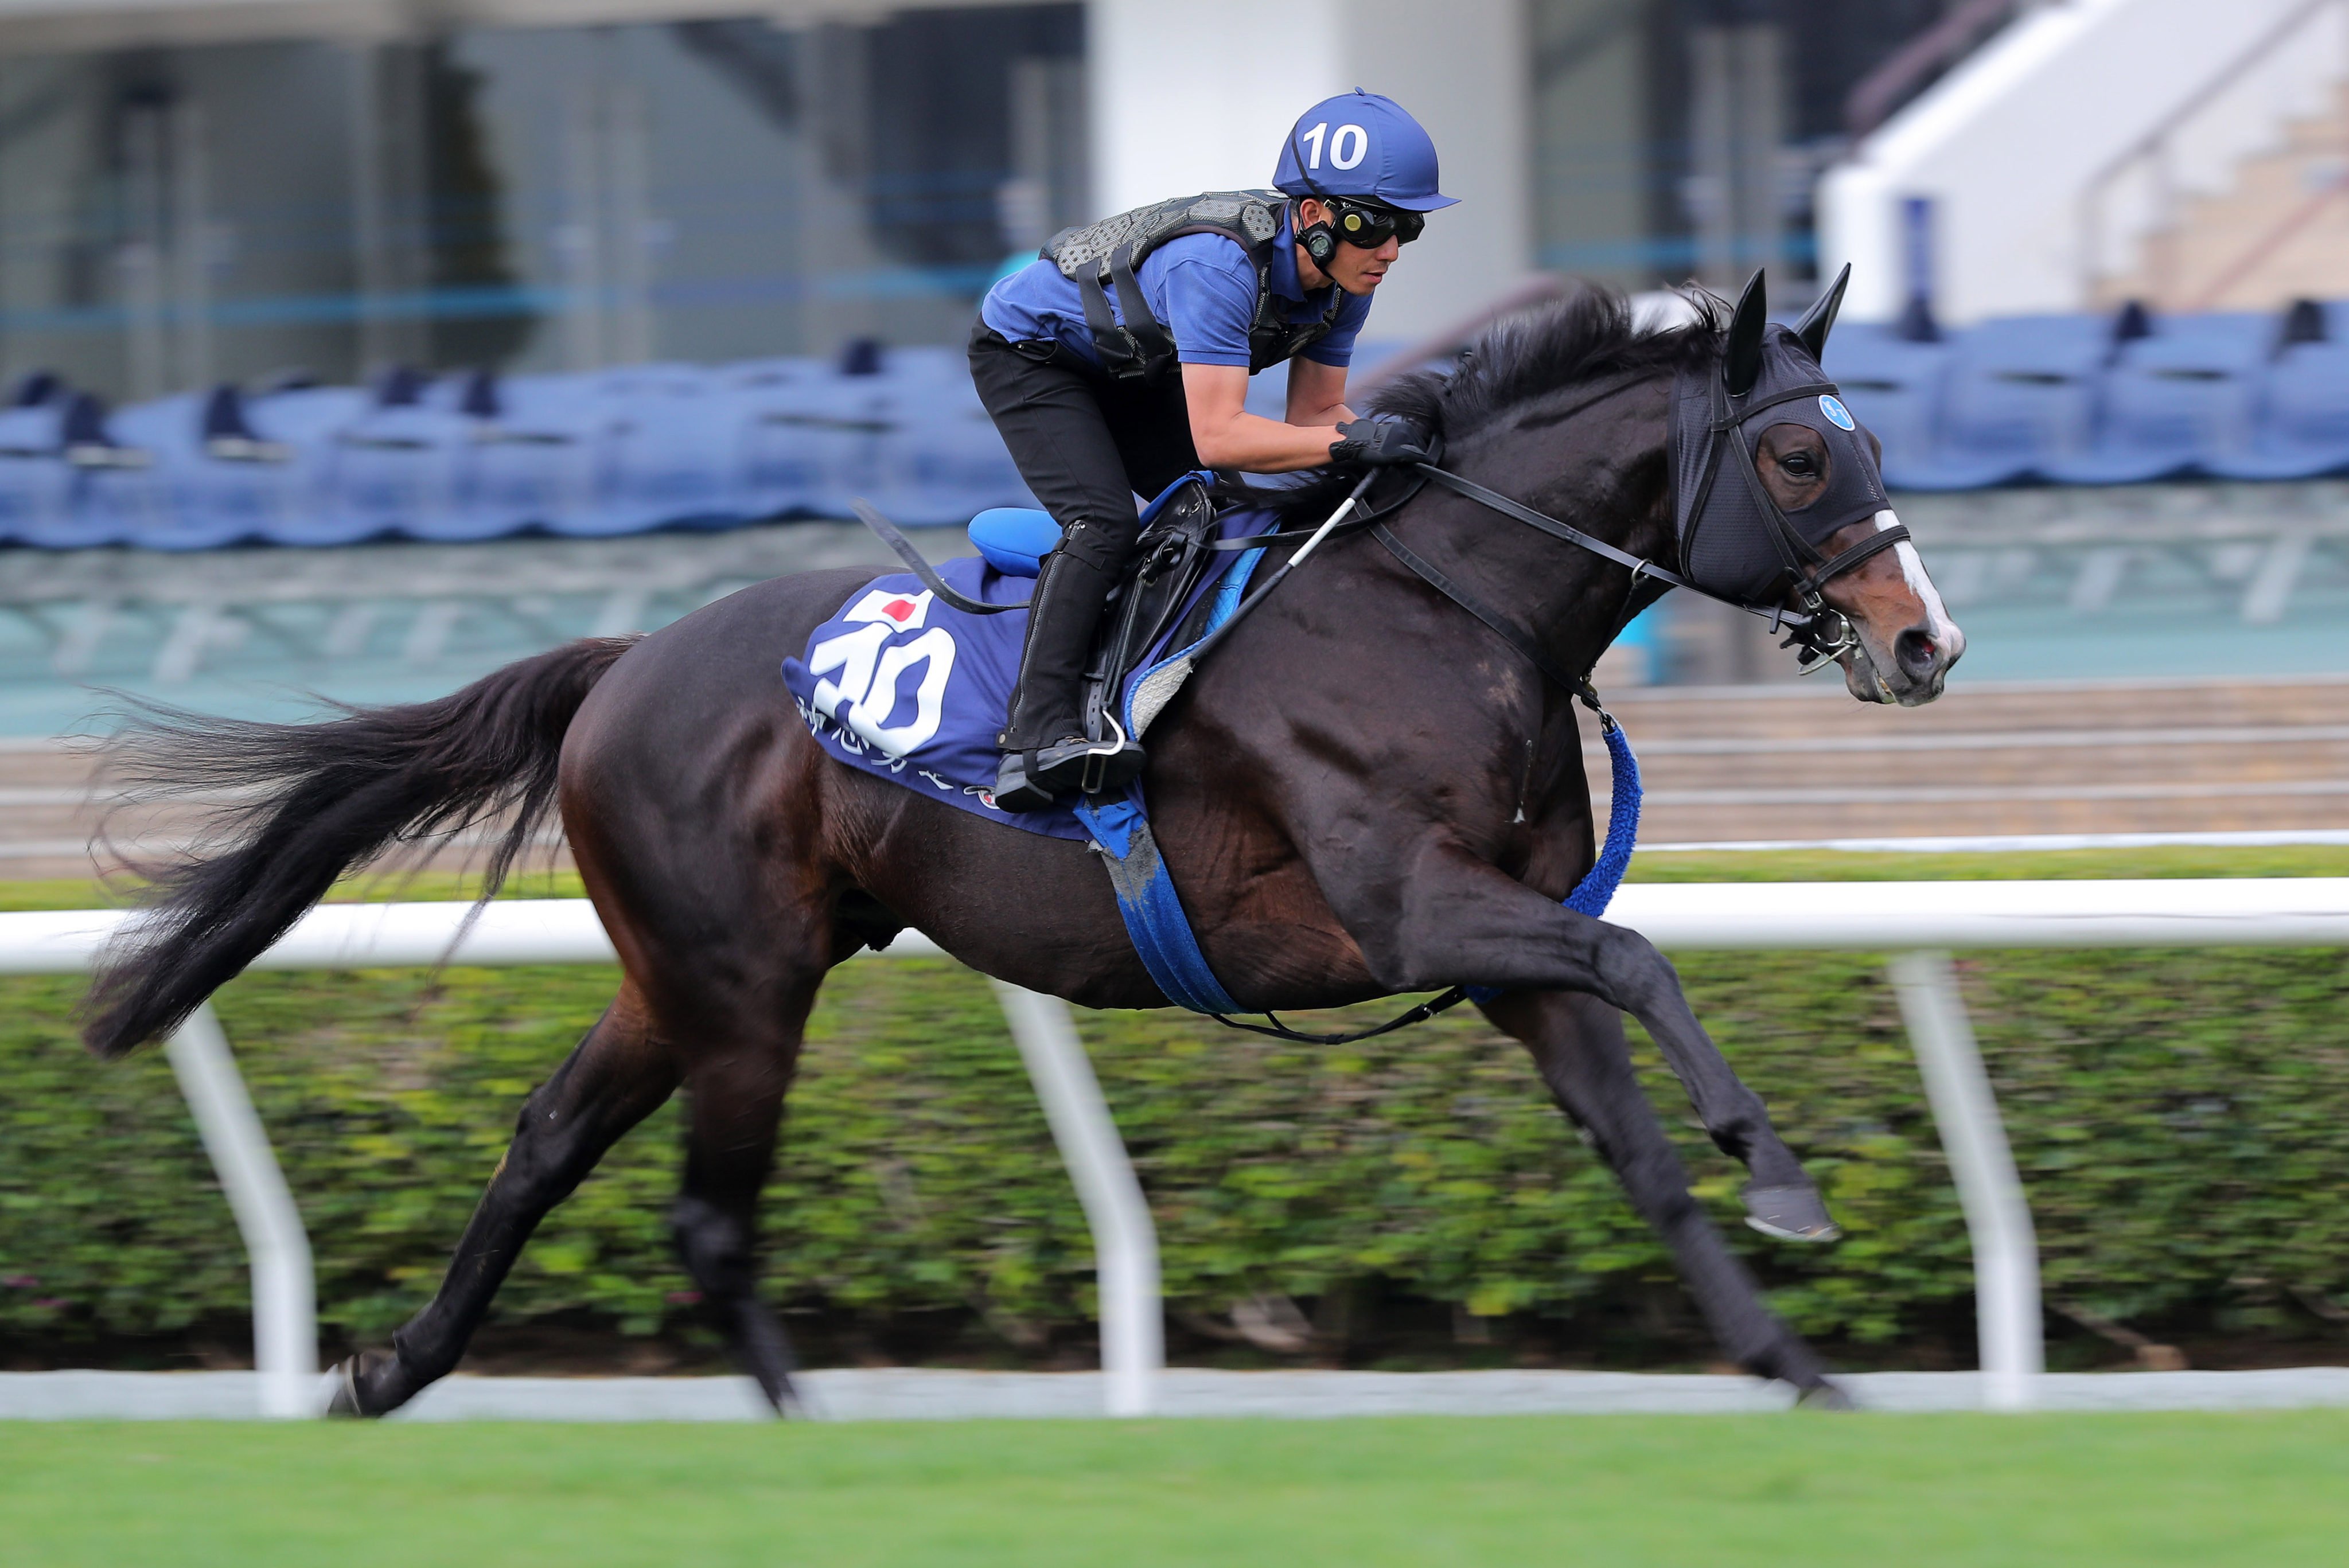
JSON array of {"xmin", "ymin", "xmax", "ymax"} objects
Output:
[{"xmin": 1273, "ymin": 90, "xmax": 1458, "ymax": 213}]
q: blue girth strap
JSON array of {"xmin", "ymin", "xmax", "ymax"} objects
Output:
[
  {"xmin": 1071, "ymin": 795, "xmax": 1241, "ymax": 1015},
  {"xmin": 1076, "ymin": 706, "xmax": 1645, "ymax": 1018}
]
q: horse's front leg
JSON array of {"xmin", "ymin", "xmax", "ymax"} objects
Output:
[
  {"xmin": 1572, "ymin": 932, "xmax": 1838, "ymax": 1242},
  {"xmin": 1346, "ymin": 865, "xmax": 1836, "ymax": 1240},
  {"xmin": 1480, "ymin": 986, "xmax": 1842, "ymax": 1399}
]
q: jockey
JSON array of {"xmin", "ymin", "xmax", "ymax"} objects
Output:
[{"xmin": 971, "ymin": 89, "xmax": 1456, "ymax": 810}]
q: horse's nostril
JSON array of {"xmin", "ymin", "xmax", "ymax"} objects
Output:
[{"xmin": 1895, "ymin": 628, "xmax": 1938, "ymax": 677}]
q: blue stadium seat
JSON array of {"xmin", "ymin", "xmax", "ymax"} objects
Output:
[
  {"xmin": 734, "ymin": 372, "xmax": 897, "ymax": 522},
  {"xmin": 2211, "ymin": 333, "xmax": 2349, "ymax": 480},
  {"xmin": 439, "ymin": 373, "xmax": 606, "ymax": 540},
  {"xmin": 1899, "ymin": 313, "xmax": 2110, "ymax": 488},
  {"xmin": 0, "ymin": 404, "xmax": 73, "ymax": 545},
  {"xmin": 299, "ymin": 402, "xmax": 468, "ymax": 545},
  {"xmin": 558, "ymin": 379, "xmax": 738, "ymax": 537},
  {"xmin": 1820, "ymin": 322, "xmax": 1950, "ymax": 486},
  {"xmin": 8, "ymin": 396, "xmax": 153, "ymax": 548},
  {"xmin": 877, "ymin": 376, "xmax": 1034, "ymax": 526},
  {"xmin": 110, "ymin": 391, "xmax": 258, "ymax": 551},
  {"xmin": 236, "ymin": 385, "xmax": 372, "ymax": 545},
  {"xmin": 2051, "ymin": 311, "xmax": 2269, "ymax": 483}
]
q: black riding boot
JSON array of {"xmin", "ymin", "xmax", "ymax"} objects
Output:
[{"xmin": 995, "ymin": 525, "xmax": 1146, "ymax": 810}]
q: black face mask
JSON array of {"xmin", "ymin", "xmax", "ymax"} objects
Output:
[{"xmin": 1670, "ymin": 321, "xmax": 1894, "ymax": 609}]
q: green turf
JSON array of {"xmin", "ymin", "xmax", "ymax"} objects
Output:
[{"xmin": 4, "ymin": 1413, "xmax": 2344, "ymax": 1566}]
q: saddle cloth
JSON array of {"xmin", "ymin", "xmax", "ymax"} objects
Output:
[{"xmin": 779, "ymin": 500, "xmax": 1277, "ymax": 842}]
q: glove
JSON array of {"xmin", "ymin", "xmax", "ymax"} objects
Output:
[{"xmin": 1329, "ymin": 415, "xmax": 1439, "ymax": 469}]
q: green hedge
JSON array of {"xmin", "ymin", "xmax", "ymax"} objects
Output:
[{"xmin": 5, "ymin": 944, "xmax": 2348, "ymax": 1365}]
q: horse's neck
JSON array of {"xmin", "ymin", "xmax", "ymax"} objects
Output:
[{"xmin": 1397, "ymin": 415, "xmax": 1670, "ymax": 683}]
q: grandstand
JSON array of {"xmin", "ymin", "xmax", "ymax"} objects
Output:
[
  {"xmin": 1826, "ymin": 300, "xmax": 2349, "ymax": 489},
  {"xmin": 1, "ymin": 0, "xmax": 2345, "ymax": 875}
]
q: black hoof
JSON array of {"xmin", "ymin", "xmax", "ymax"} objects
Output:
[
  {"xmin": 1795, "ymin": 1379, "xmax": 1857, "ymax": 1411},
  {"xmin": 1743, "ymin": 1183, "xmax": 1842, "ymax": 1242},
  {"xmin": 324, "ymin": 1348, "xmax": 408, "ymax": 1419}
]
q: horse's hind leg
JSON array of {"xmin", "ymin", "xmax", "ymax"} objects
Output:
[
  {"xmin": 1486, "ymin": 989, "xmax": 1842, "ymax": 1401},
  {"xmin": 329, "ymin": 990, "xmax": 677, "ymax": 1417},
  {"xmin": 663, "ymin": 980, "xmax": 820, "ymax": 1414}
]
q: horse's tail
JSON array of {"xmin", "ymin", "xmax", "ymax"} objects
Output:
[{"xmin": 81, "ymin": 635, "xmax": 640, "ymax": 1060}]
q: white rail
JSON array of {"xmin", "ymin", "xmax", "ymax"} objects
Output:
[
  {"xmin": 1889, "ymin": 952, "xmax": 2043, "ymax": 1410},
  {"xmin": 1, "ymin": 903, "xmax": 1148, "ymax": 1417},
  {"xmin": 8, "ymin": 878, "xmax": 2346, "ymax": 1417},
  {"xmin": 160, "ymin": 1004, "xmax": 317, "ymax": 1418},
  {"xmin": 990, "ymin": 982, "xmax": 1162, "ymax": 1417}
]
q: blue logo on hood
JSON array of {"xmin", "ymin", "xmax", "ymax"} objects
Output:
[{"xmin": 1818, "ymin": 393, "xmax": 1856, "ymax": 431}]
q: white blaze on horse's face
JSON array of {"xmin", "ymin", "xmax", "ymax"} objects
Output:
[{"xmin": 1818, "ymin": 509, "xmax": 1965, "ymax": 706}]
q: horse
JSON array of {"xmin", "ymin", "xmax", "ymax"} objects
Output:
[{"xmin": 82, "ymin": 281, "xmax": 1962, "ymax": 1416}]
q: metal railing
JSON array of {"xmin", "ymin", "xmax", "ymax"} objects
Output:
[
  {"xmin": 2078, "ymin": 0, "xmax": 2349, "ymax": 306},
  {"xmin": 1844, "ymin": 0, "xmax": 2027, "ymax": 140},
  {"xmin": 8, "ymin": 879, "xmax": 2348, "ymax": 1417}
]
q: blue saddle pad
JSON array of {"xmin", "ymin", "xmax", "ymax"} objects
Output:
[{"xmin": 780, "ymin": 504, "xmax": 1277, "ymax": 840}]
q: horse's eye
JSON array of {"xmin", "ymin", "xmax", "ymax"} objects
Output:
[{"xmin": 1781, "ymin": 453, "xmax": 1816, "ymax": 477}]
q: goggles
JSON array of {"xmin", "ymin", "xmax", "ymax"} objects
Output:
[{"xmin": 1324, "ymin": 198, "xmax": 1423, "ymax": 249}]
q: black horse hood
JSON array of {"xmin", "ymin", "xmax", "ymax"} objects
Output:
[{"xmin": 1670, "ymin": 306, "xmax": 1889, "ymax": 606}]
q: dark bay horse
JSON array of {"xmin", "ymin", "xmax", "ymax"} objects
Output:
[{"xmin": 84, "ymin": 287, "xmax": 1962, "ymax": 1414}]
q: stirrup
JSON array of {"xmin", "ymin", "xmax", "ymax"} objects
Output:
[
  {"xmin": 1036, "ymin": 732, "xmax": 1147, "ymax": 798},
  {"xmin": 993, "ymin": 734, "xmax": 1147, "ymax": 812}
]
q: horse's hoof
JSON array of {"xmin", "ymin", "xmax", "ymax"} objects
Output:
[
  {"xmin": 324, "ymin": 1349, "xmax": 396, "ymax": 1419},
  {"xmin": 1743, "ymin": 1183, "xmax": 1842, "ymax": 1242},
  {"xmin": 1796, "ymin": 1379, "xmax": 1857, "ymax": 1411}
]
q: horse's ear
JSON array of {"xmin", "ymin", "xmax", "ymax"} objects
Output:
[
  {"xmin": 1793, "ymin": 264, "xmax": 1850, "ymax": 363},
  {"xmin": 1724, "ymin": 270, "xmax": 1767, "ymax": 397}
]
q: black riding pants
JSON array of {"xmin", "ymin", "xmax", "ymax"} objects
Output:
[
  {"xmin": 968, "ymin": 323, "xmax": 1203, "ymax": 747},
  {"xmin": 967, "ymin": 322, "xmax": 1202, "ymax": 563}
]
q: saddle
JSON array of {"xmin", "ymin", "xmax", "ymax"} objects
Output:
[{"xmin": 971, "ymin": 474, "xmax": 1242, "ymax": 755}]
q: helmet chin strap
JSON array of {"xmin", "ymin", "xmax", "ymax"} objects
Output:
[{"xmin": 1284, "ymin": 120, "xmax": 1340, "ymax": 269}]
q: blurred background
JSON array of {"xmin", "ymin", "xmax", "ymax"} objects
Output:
[
  {"xmin": 3, "ymin": 0, "xmax": 2346, "ymax": 866},
  {"xmin": 3, "ymin": 0, "xmax": 2348, "ymax": 1387}
]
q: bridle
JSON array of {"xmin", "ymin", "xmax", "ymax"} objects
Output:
[{"xmin": 1670, "ymin": 365, "xmax": 1910, "ymax": 669}]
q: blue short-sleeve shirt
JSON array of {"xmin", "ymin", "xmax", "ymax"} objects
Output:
[{"xmin": 981, "ymin": 211, "xmax": 1374, "ymax": 371}]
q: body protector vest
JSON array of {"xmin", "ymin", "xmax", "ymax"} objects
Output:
[
  {"xmin": 1668, "ymin": 321, "xmax": 1898, "ymax": 607},
  {"xmin": 1043, "ymin": 190, "xmax": 1347, "ymax": 382}
]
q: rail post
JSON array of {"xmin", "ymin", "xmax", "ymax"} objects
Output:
[
  {"xmin": 1888, "ymin": 950, "xmax": 2043, "ymax": 1411},
  {"xmin": 163, "ymin": 1001, "xmax": 318, "ymax": 1418},
  {"xmin": 990, "ymin": 980, "xmax": 1162, "ymax": 1417}
]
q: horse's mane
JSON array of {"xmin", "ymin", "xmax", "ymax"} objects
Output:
[{"xmin": 1248, "ymin": 284, "xmax": 1724, "ymax": 520}]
